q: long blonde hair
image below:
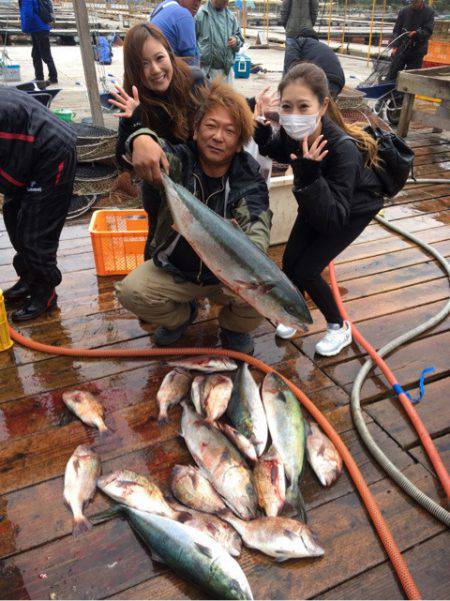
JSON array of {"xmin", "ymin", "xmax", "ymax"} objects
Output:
[{"xmin": 279, "ymin": 62, "xmax": 379, "ymax": 167}]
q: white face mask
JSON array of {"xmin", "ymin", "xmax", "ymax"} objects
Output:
[{"xmin": 279, "ymin": 113, "xmax": 319, "ymax": 141}]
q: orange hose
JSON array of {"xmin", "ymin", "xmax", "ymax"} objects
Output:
[
  {"xmin": 8, "ymin": 324, "xmax": 421, "ymax": 599},
  {"xmin": 329, "ymin": 262, "xmax": 450, "ymax": 499}
]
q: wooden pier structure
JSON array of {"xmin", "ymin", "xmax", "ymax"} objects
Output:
[{"xmin": 0, "ymin": 126, "xmax": 448, "ymax": 599}]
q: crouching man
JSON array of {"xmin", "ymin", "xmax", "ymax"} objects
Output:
[
  {"xmin": 116, "ymin": 81, "xmax": 272, "ymax": 354},
  {"xmin": 1, "ymin": 88, "xmax": 76, "ymax": 321}
]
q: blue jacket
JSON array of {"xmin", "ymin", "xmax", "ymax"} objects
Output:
[
  {"xmin": 19, "ymin": 0, "xmax": 51, "ymax": 33},
  {"xmin": 150, "ymin": 0, "xmax": 198, "ymax": 62}
]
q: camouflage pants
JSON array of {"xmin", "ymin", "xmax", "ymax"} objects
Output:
[{"xmin": 115, "ymin": 260, "xmax": 262, "ymax": 333}]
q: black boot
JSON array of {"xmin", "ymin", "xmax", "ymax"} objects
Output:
[
  {"xmin": 220, "ymin": 328, "xmax": 254, "ymax": 355},
  {"xmin": 153, "ymin": 301, "xmax": 198, "ymax": 346},
  {"xmin": 3, "ymin": 279, "xmax": 30, "ymax": 303},
  {"xmin": 11, "ymin": 289, "xmax": 57, "ymax": 322}
]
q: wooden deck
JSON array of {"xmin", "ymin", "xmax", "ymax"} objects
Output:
[{"xmin": 0, "ymin": 129, "xmax": 449, "ymax": 600}]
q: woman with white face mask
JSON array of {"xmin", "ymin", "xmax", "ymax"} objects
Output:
[{"xmin": 254, "ymin": 62, "xmax": 383, "ymax": 357}]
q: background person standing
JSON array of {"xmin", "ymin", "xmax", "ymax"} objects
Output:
[
  {"xmin": 196, "ymin": 0, "xmax": 244, "ymax": 84},
  {"xmin": 150, "ymin": 0, "xmax": 200, "ymax": 63},
  {"xmin": 385, "ymin": 0, "xmax": 434, "ymax": 82},
  {"xmin": 19, "ymin": 0, "xmax": 58, "ymax": 88},
  {"xmin": 280, "ymin": 0, "xmax": 318, "ymax": 41}
]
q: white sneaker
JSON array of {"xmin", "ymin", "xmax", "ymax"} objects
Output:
[
  {"xmin": 315, "ymin": 321, "xmax": 352, "ymax": 356},
  {"xmin": 276, "ymin": 324, "xmax": 297, "ymax": 339}
]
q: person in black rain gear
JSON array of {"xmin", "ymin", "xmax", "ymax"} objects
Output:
[
  {"xmin": 385, "ymin": 0, "xmax": 434, "ymax": 83},
  {"xmin": 0, "ymin": 88, "xmax": 76, "ymax": 321},
  {"xmin": 253, "ymin": 63, "xmax": 383, "ymax": 356},
  {"xmin": 283, "ymin": 27, "xmax": 345, "ymax": 98}
]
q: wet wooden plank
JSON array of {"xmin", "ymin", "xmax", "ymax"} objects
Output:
[
  {"xmin": 319, "ymin": 532, "xmax": 450, "ymax": 600},
  {"xmin": 0, "ymin": 463, "xmax": 443, "ymax": 601},
  {"xmin": 0, "ymin": 419, "xmax": 400, "ymax": 562},
  {"xmin": 366, "ymin": 378, "xmax": 450, "ymax": 450},
  {"xmin": 107, "ymin": 464, "xmax": 444, "ymax": 601},
  {"xmin": 409, "ymin": 434, "xmax": 450, "ymax": 474},
  {"xmin": 322, "ymin": 330, "xmax": 450, "ymax": 393}
]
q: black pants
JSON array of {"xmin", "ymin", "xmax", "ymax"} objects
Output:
[
  {"xmin": 282, "ymin": 212, "xmax": 377, "ymax": 325},
  {"xmin": 385, "ymin": 49, "xmax": 424, "ymax": 83},
  {"xmin": 3, "ymin": 149, "xmax": 76, "ymax": 293},
  {"xmin": 31, "ymin": 31, "xmax": 57, "ymax": 82}
]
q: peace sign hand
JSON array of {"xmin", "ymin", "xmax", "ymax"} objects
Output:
[
  {"xmin": 301, "ymin": 134, "xmax": 329, "ymax": 162},
  {"xmin": 109, "ymin": 85, "xmax": 140, "ymax": 118}
]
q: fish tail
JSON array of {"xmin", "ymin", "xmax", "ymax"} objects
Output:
[
  {"xmin": 72, "ymin": 515, "xmax": 92, "ymax": 537},
  {"xmin": 286, "ymin": 480, "xmax": 308, "ymax": 523},
  {"xmin": 157, "ymin": 412, "xmax": 169, "ymax": 426}
]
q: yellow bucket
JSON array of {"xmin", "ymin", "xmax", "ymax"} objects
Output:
[{"xmin": 0, "ymin": 290, "xmax": 13, "ymax": 351}]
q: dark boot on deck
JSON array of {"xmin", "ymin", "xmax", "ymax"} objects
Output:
[
  {"xmin": 153, "ymin": 301, "xmax": 198, "ymax": 346},
  {"xmin": 3, "ymin": 279, "xmax": 30, "ymax": 303},
  {"xmin": 220, "ymin": 328, "xmax": 254, "ymax": 355},
  {"xmin": 11, "ymin": 289, "xmax": 57, "ymax": 322}
]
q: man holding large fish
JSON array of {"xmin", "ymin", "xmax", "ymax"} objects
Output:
[{"xmin": 116, "ymin": 80, "xmax": 311, "ymax": 354}]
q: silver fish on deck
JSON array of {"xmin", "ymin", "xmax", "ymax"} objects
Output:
[
  {"xmin": 219, "ymin": 423, "xmax": 258, "ymax": 463},
  {"xmin": 97, "ymin": 469, "xmax": 175, "ymax": 517},
  {"xmin": 181, "ymin": 403, "xmax": 257, "ymax": 520},
  {"xmin": 170, "ymin": 464, "xmax": 227, "ymax": 514},
  {"xmin": 157, "ymin": 367, "xmax": 192, "ymax": 424},
  {"xmin": 62, "ymin": 389, "xmax": 108, "ymax": 433},
  {"xmin": 253, "ymin": 446, "xmax": 286, "ymax": 517},
  {"xmin": 63, "ymin": 445, "xmax": 101, "ymax": 536},
  {"xmin": 171, "ymin": 502, "xmax": 242, "ymax": 558},
  {"xmin": 226, "ymin": 363, "xmax": 268, "ymax": 457},
  {"xmin": 203, "ymin": 374, "xmax": 233, "ymax": 423},
  {"xmin": 191, "ymin": 375, "xmax": 208, "ymax": 414},
  {"xmin": 261, "ymin": 372, "xmax": 307, "ymax": 521},
  {"xmin": 119, "ymin": 507, "xmax": 253, "ymax": 599},
  {"xmin": 306, "ymin": 421, "xmax": 343, "ymax": 487},
  {"xmin": 163, "ymin": 174, "xmax": 312, "ymax": 330},
  {"xmin": 220, "ymin": 511, "xmax": 324, "ymax": 562},
  {"xmin": 167, "ymin": 356, "xmax": 238, "ymax": 373}
]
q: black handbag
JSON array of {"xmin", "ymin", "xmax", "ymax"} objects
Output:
[
  {"xmin": 38, "ymin": 0, "xmax": 55, "ymax": 24},
  {"xmin": 366, "ymin": 126, "xmax": 415, "ymax": 197}
]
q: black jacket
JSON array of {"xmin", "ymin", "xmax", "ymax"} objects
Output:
[
  {"xmin": 115, "ymin": 66, "xmax": 206, "ymax": 169},
  {"xmin": 0, "ymin": 88, "xmax": 76, "ymax": 194},
  {"xmin": 392, "ymin": 5, "xmax": 434, "ymax": 55},
  {"xmin": 254, "ymin": 117, "xmax": 383, "ymax": 234},
  {"xmin": 283, "ymin": 37, "xmax": 345, "ymax": 96},
  {"xmin": 138, "ymin": 136, "xmax": 272, "ymax": 285}
]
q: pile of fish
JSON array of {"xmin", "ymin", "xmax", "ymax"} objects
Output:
[{"xmin": 61, "ymin": 356, "xmax": 343, "ymax": 600}]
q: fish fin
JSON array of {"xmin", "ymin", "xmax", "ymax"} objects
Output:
[
  {"xmin": 90, "ymin": 505, "xmax": 123, "ymax": 525},
  {"xmin": 72, "ymin": 516, "xmax": 92, "ymax": 537},
  {"xmin": 194, "ymin": 542, "xmax": 214, "ymax": 559},
  {"xmin": 274, "ymin": 554, "xmax": 290, "ymax": 563},
  {"xmin": 175, "ymin": 511, "xmax": 193, "ymax": 523},
  {"xmin": 234, "ymin": 279, "xmax": 276, "ymax": 294}
]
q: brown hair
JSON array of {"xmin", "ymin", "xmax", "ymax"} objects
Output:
[
  {"xmin": 123, "ymin": 23, "xmax": 204, "ymax": 141},
  {"xmin": 279, "ymin": 62, "xmax": 379, "ymax": 167},
  {"xmin": 194, "ymin": 79, "xmax": 255, "ymax": 146}
]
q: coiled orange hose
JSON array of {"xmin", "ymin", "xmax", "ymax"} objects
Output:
[
  {"xmin": 8, "ymin": 322, "xmax": 421, "ymax": 599},
  {"xmin": 329, "ymin": 262, "xmax": 450, "ymax": 499}
]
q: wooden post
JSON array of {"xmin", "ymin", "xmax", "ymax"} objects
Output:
[
  {"xmin": 73, "ymin": 0, "xmax": 104, "ymax": 126},
  {"xmin": 398, "ymin": 92, "xmax": 414, "ymax": 138}
]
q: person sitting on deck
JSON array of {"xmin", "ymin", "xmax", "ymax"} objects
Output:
[
  {"xmin": 283, "ymin": 27, "xmax": 345, "ymax": 99},
  {"xmin": 115, "ymin": 81, "xmax": 272, "ymax": 356},
  {"xmin": 0, "ymin": 88, "xmax": 76, "ymax": 321}
]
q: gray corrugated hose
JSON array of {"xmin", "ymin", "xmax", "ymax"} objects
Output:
[{"xmin": 351, "ymin": 213, "xmax": 450, "ymax": 528}]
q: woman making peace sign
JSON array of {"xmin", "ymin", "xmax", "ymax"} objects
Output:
[{"xmin": 254, "ymin": 62, "xmax": 383, "ymax": 356}]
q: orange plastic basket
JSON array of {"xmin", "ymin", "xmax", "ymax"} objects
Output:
[
  {"xmin": 89, "ymin": 209, "xmax": 149, "ymax": 276},
  {"xmin": 424, "ymin": 40, "xmax": 450, "ymax": 66}
]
